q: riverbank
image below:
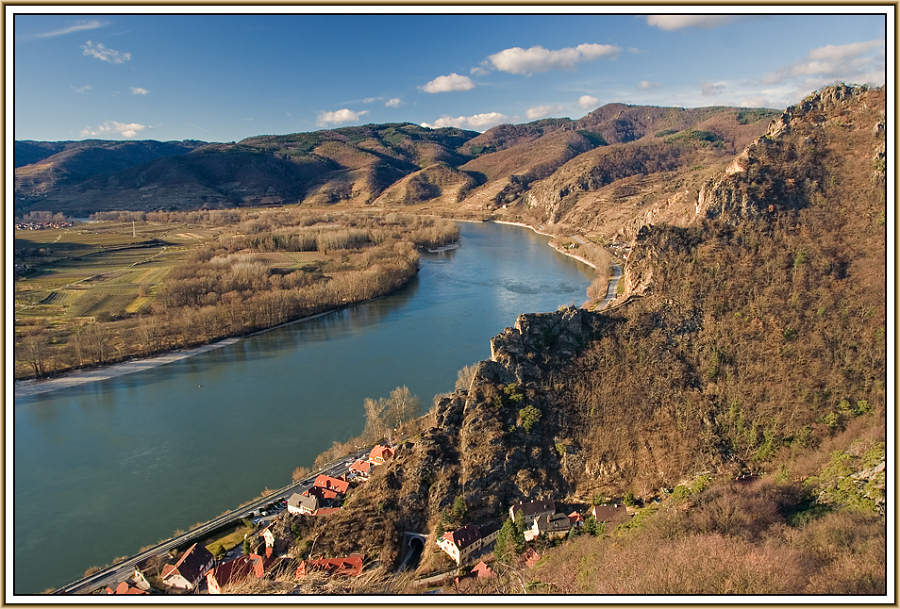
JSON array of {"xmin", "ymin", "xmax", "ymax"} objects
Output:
[
  {"xmin": 491, "ymin": 220, "xmax": 599, "ymax": 270},
  {"xmin": 14, "ymin": 271, "xmax": 421, "ymax": 400}
]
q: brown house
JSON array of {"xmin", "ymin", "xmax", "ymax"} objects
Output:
[
  {"xmin": 590, "ymin": 503, "xmax": 630, "ymax": 525},
  {"xmin": 349, "ymin": 459, "xmax": 371, "ymax": 477},
  {"xmin": 205, "ymin": 553, "xmax": 266, "ymax": 594},
  {"xmin": 509, "ymin": 499, "xmax": 555, "ymax": 526},
  {"xmin": 160, "ymin": 543, "xmax": 215, "ymax": 591}
]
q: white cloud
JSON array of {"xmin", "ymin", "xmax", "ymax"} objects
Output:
[
  {"xmin": 130, "ymin": 86, "xmax": 149, "ymax": 95},
  {"xmin": 362, "ymin": 96, "xmax": 381, "ymax": 104},
  {"xmin": 80, "ymin": 121, "xmax": 147, "ymax": 139},
  {"xmin": 701, "ymin": 82, "xmax": 726, "ymax": 97},
  {"xmin": 71, "ymin": 84, "xmax": 92, "ymax": 94},
  {"xmin": 578, "ymin": 95, "xmax": 600, "ymax": 110},
  {"xmin": 385, "ymin": 98, "xmax": 402, "ymax": 107},
  {"xmin": 422, "ymin": 73, "xmax": 475, "ymax": 93},
  {"xmin": 34, "ymin": 19, "xmax": 108, "ymax": 38},
  {"xmin": 421, "ymin": 112, "xmax": 508, "ymax": 131},
  {"xmin": 646, "ymin": 15, "xmax": 739, "ymax": 30},
  {"xmin": 470, "ymin": 66, "xmax": 490, "ymax": 76},
  {"xmin": 487, "ymin": 43, "xmax": 620, "ymax": 75},
  {"xmin": 81, "ymin": 41, "xmax": 131, "ymax": 64},
  {"xmin": 317, "ymin": 108, "xmax": 369, "ymax": 126},
  {"xmin": 526, "ymin": 104, "xmax": 565, "ymax": 120},
  {"xmin": 762, "ymin": 39, "xmax": 885, "ymax": 86},
  {"xmin": 638, "ymin": 80, "xmax": 660, "ymax": 90}
]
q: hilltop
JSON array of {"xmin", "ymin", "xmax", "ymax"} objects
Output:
[{"xmin": 14, "ymin": 107, "xmax": 776, "ymax": 223}]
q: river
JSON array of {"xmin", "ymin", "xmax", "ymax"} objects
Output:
[{"xmin": 13, "ymin": 221, "xmax": 593, "ymax": 593}]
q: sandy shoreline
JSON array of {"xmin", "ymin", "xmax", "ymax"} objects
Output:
[
  {"xmin": 491, "ymin": 220, "xmax": 599, "ymax": 270},
  {"xmin": 15, "ymin": 338, "xmax": 242, "ymax": 400}
]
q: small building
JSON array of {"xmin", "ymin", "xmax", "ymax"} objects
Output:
[
  {"xmin": 590, "ymin": 503, "xmax": 630, "ymax": 525},
  {"xmin": 296, "ymin": 554, "xmax": 363, "ymax": 577},
  {"xmin": 568, "ymin": 511, "xmax": 585, "ymax": 527},
  {"xmin": 471, "ymin": 561, "xmax": 495, "ymax": 579},
  {"xmin": 509, "ymin": 499, "xmax": 555, "ymax": 526},
  {"xmin": 349, "ymin": 459, "xmax": 371, "ymax": 478},
  {"xmin": 205, "ymin": 553, "xmax": 266, "ymax": 594},
  {"xmin": 288, "ymin": 492, "xmax": 318, "ymax": 515},
  {"xmin": 160, "ymin": 543, "xmax": 215, "ymax": 591},
  {"xmin": 436, "ymin": 524, "xmax": 500, "ymax": 566},
  {"xmin": 260, "ymin": 524, "xmax": 276, "ymax": 558},
  {"xmin": 313, "ymin": 474, "xmax": 350, "ymax": 495},
  {"xmin": 104, "ymin": 581, "xmax": 148, "ymax": 595},
  {"xmin": 527, "ymin": 513, "xmax": 571, "ymax": 541},
  {"xmin": 368, "ymin": 444, "xmax": 394, "ymax": 465},
  {"xmin": 309, "ymin": 486, "xmax": 340, "ymax": 502}
]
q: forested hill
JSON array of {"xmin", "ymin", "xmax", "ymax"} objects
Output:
[{"xmin": 270, "ymin": 84, "xmax": 885, "ymax": 594}]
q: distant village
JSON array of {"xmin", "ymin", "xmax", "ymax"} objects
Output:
[{"xmin": 95, "ymin": 441, "xmax": 637, "ymax": 595}]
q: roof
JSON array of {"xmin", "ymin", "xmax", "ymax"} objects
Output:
[
  {"xmin": 592, "ymin": 503, "xmax": 630, "ymax": 523},
  {"xmin": 512, "ymin": 499, "xmax": 555, "ymax": 518},
  {"xmin": 350, "ymin": 459, "xmax": 371, "ymax": 473},
  {"xmin": 313, "ymin": 474, "xmax": 350, "ymax": 494},
  {"xmin": 161, "ymin": 543, "xmax": 214, "ymax": 583},
  {"xmin": 442, "ymin": 524, "xmax": 481, "ymax": 550},
  {"xmin": 536, "ymin": 513, "xmax": 571, "ymax": 533},
  {"xmin": 208, "ymin": 554, "xmax": 264, "ymax": 588},
  {"xmin": 314, "ymin": 507, "xmax": 342, "ymax": 516},
  {"xmin": 568, "ymin": 511, "xmax": 584, "ymax": 524},
  {"xmin": 296, "ymin": 554, "xmax": 363, "ymax": 577},
  {"xmin": 369, "ymin": 445, "xmax": 393, "ymax": 461},
  {"xmin": 288, "ymin": 492, "xmax": 318, "ymax": 511},
  {"xmin": 471, "ymin": 561, "xmax": 495, "ymax": 578}
]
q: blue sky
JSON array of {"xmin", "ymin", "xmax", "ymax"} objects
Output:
[{"xmin": 13, "ymin": 11, "xmax": 887, "ymax": 142}]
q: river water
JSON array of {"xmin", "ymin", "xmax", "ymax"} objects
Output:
[{"xmin": 13, "ymin": 222, "xmax": 593, "ymax": 593}]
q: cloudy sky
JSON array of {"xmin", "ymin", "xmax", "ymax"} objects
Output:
[{"xmin": 12, "ymin": 10, "xmax": 888, "ymax": 141}]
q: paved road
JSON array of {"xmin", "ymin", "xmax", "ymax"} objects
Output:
[
  {"xmin": 598, "ymin": 263, "xmax": 623, "ymax": 310},
  {"xmin": 54, "ymin": 452, "xmax": 365, "ymax": 595}
]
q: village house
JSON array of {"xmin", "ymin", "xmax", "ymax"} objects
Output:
[
  {"xmin": 313, "ymin": 507, "xmax": 341, "ymax": 516},
  {"xmin": 160, "ymin": 543, "xmax": 215, "ymax": 591},
  {"xmin": 590, "ymin": 503, "xmax": 631, "ymax": 526},
  {"xmin": 525, "ymin": 513, "xmax": 572, "ymax": 541},
  {"xmin": 296, "ymin": 554, "xmax": 363, "ymax": 577},
  {"xmin": 508, "ymin": 499, "xmax": 555, "ymax": 526},
  {"xmin": 104, "ymin": 581, "xmax": 148, "ymax": 595},
  {"xmin": 349, "ymin": 459, "xmax": 371, "ymax": 478},
  {"xmin": 287, "ymin": 492, "xmax": 318, "ymax": 515},
  {"xmin": 368, "ymin": 444, "xmax": 394, "ymax": 465},
  {"xmin": 436, "ymin": 524, "xmax": 500, "ymax": 566},
  {"xmin": 313, "ymin": 474, "xmax": 350, "ymax": 495},
  {"xmin": 260, "ymin": 524, "xmax": 276, "ymax": 558},
  {"xmin": 205, "ymin": 553, "xmax": 266, "ymax": 594}
]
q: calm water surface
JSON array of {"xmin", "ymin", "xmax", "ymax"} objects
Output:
[{"xmin": 14, "ymin": 222, "xmax": 592, "ymax": 593}]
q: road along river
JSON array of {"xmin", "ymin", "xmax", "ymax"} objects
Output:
[{"xmin": 13, "ymin": 221, "xmax": 593, "ymax": 593}]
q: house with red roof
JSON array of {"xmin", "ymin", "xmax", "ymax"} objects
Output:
[
  {"xmin": 313, "ymin": 474, "xmax": 350, "ymax": 495},
  {"xmin": 160, "ymin": 543, "xmax": 215, "ymax": 591},
  {"xmin": 296, "ymin": 554, "xmax": 363, "ymax": 577},
  {"xmin": 568, "ymin": 511, "xmax": 585, "ymax": 527},
  {"xmin": 349, "ymin": 459, "xmax": 371, "ymax": 478},
  {"xmin": 368, "ymin": 444, "xmax": 393, "ymax": 465},
  {"xmin": 205, "ymin": 553, "xmax": 266, "ymax": 594}
]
